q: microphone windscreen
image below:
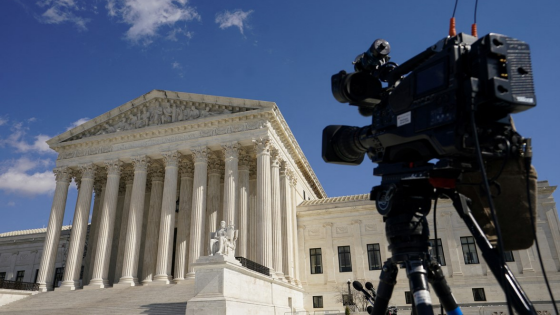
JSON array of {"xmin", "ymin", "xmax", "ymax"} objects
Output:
[
  {"xmin": 352, "ymin": 281, "xmax": 364, "ymax": 291},
  {"xmin": 365, "ymin": 282, "xmax": 374, "ymax": 290}
]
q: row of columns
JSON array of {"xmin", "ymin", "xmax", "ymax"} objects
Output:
[{"xmin": 37, "ymin": 140, "xmax": 301, "ymax": 292}]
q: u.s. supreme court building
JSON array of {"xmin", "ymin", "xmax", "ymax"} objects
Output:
[{"xmin": 0, "ymin": 90, "xmax": 559, "ymax": 314}]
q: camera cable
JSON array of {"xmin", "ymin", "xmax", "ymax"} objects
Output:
[
  {"xmin": 469, "ymin": 109, "xmax": 514, "ymax": 315},
  {"xmin": 524, "ymin": 143, "xmax": 559, "ymax": 315}
]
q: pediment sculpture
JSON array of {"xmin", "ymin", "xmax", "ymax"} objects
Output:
[
  {"xmin": 209, "ymin": 221, "xmax": 238, "ymax": 257},
  {"xmin": 66, "ymin": 99, "xmax": 238, "ymax": 142}
]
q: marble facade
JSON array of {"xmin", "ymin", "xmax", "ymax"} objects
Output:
[{"xmin": 34, "ymin": 90, "xmax": 325, "ymax": 292}]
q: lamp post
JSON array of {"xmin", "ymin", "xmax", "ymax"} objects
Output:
[{"xmin": 347, "ymin": 279, "xmax": 351, "ymax": 296}]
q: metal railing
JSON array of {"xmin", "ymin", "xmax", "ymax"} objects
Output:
[
  {"xmin": 235, "ymin": 257, "xmax": 271, "ymax": 276},
  {"xmin": 0, "ymin": 280, "xmax": 39, "ymax": 291}
]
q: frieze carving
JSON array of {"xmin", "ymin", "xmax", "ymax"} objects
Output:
[
  {"xmin": 308, "ymin": 228, "xmax": 320, "ymax": 237},
  {"xmin": 336, "ymin": 226, "xmax": 348, "ymax": 234},
  {"xmin": 58, "ymin": 120, "xmax": 268, "ymax": 161}
]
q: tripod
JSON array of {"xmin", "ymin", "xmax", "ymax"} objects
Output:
[{"xmin": 369, "ymin": 163, "xmax": 537, "ymax": 315}]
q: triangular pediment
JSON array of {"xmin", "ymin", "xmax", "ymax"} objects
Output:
[{"xmin": 48, "ymin": 90, "xmax": 274, "ymax": 145}]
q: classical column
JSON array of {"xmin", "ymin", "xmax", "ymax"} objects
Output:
[
  {"xmin": 222, "ymin": 142, "xmax": 240, "ymax": 226},
  {"xmin": 154, "ymin": 151, "xmax": 181, "ymax": 284},
  {"xmin": 186, "ymin": 147, "xmax": 208, "ymax": 279},
  {"xmin": 280, "ymin": 163, "xmax": 295, "ymax": 284},
  {"xmin": 142, "ymin": 164, "xmax": 164, "ymax": 284},
  {"xmin": 254, "ymin": 138, "xmax": 273, "ymax": 270},
  {"xmin": 37, "ymin": 167, "xmax": 72, "ymax": 292},
  {"xmin": 84, "ymin": 179, "xmax": 105, "ymax": 285},
  {"xmin": 59, "ymin": 164, "xmax": 97, "ymax": 290},
  {"xmin": 206, "ymin": 152, "xmax": 221, "ymax": 255},
  {"xmin": 291, "ymin": 175, "xmax": 302, "ymax": 286},
  {"xmin": 270, "ymin": 149, "xmax": 283, "ymax": 279},
  {"xmin": 113, "ymin": 168, "xmax": 134, "ymax": 283},
  {"xmin": 87, "ymin": 160, "xmax": 122, "ymax": 289},
  {"xmin": 248, "ymin": 160, "xmax": 257, "ymax": 261},
  {"xmin": 174, "ymin": 158, "xmax": 194, "ymax": 282},
  {"xmin": 237, "ymin": 150, "xmax": 251, "ymax": 258},
  {"xmin": 116, "ymin": 156, "xmax": 150, "ymax": 287}
]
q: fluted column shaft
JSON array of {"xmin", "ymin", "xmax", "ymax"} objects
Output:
[
  {"xmin": 270, "ymin": 150, "xmax": 283, "ymax": 278},
  {"xmin": 154, "ymin": 151, "xmax": 180, "ymax": 284},
  {"xmin": 88, "ymin": 160, "xmax": 122, "ymax": 288},
  {"xmin": 222, "ymin": 142, "xmax": 239, "ymax": 226},
  {"xmin": 84, "ymin": 181, "xmax": 105, "ymax": 285},
  {"xmin": 113, "ymin": 170, "xmax": 133, "ymax": 283},
  {"xmin": 59, "ymin": 164, "xmax": 97, "ymax": 290},
  {"xmin": 237, "ymin": 151, "xmax": 251, "ymax": 258},
  {"xmin": 186, "ymin": 147, "xmax": 208, "ymax": 278},
  {"xmin": 206, "ymin": 153, "xmax": 221, "ymax": 255},
  {"xmin": 142, "ymin": 165, "xmax": 164, "ymax": 284},
  {"xmin": 174, "ymin": 159, "xmax": 194, "ymax": 282},
  {"xmin": 255, "ymin": 139, "xmax": 273, "ymax": 270},
  {"xmin": 117, "ymin": 156, "xmax": 149, "ymax": 286},
  {"xmin": 248, "ymin": 163, "xmax": 257, "ymax": 261},
  {"xmin": 37, "ymin": 167, "xmax": 72, "ymax": 292},
  {"xmin": 281, "ymin": 164, "xmax": 295, "ymax": 283}
]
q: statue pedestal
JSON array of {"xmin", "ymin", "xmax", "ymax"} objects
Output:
[{"xmin": 185, "ymin": 255, "xmax": 305, "ymax": 315}]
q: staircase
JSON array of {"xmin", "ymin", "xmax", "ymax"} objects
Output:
[{"xmin": 0, "ymin": 283, "xmax": 195, "ymax": 315}]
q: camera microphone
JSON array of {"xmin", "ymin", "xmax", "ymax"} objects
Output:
[
  {"xmin": 365, "ymin": 282, "xmax": 377, "ymax": 299},
  {"xmin": 353, "ymin": 281, "xmax": 374, "ymax": 301}
]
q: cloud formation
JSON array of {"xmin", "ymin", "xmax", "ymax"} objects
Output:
[
  {"xmin": 36, "ymin": 0, "xmax": 90, "ymax": 30},
  {"xmin": 106, "ymin": 0, "xmax": 200, "ymax": 44},
  {"xmin": 215, "ymin": 9, "xmax": 253, "ymax": 35},
  {"xmin": 0, "ymin": 157, "xmax": 55, "ymax": 196},
  {"xmin": 66, "ymin": 117, "xmax": 90, "ymax": 131},
  {"xmin": 0, "ymin": 122, "xmax": 53, "ymax": 154}
]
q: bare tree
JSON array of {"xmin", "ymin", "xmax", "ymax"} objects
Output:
[{"xmin": 332, "ymin": 284, "xmax": 370, "ymax": 312}]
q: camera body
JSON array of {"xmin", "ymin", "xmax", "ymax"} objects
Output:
[{"xmin": 324, "ymin": 33, "xmax": 535, "ymax": 166}]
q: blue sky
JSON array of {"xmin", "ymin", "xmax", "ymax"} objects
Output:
[{"xmin": 1, "ymin": 0, "xmax": 559, "ymax": 233}]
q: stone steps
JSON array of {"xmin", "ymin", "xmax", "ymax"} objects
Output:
[{"xmin": 0, "ymin": 283, "xmax": 195, "ymax": 315}]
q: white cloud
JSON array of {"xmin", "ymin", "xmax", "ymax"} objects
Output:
[
  {"xmin": 66, "ymin": 117, "xmax": 90, "ymax": 131},
  {"xmin": 0, "ymin": 117, "xmax": 7, "ymax": 126},
  {"xmin": 0, "ymin": 157, "xmax": 55, "ymax": 196},
  {"xmin": 36, "ymin": 0, "xmax": 90, "ymax": 30},
  {"xmin": 0, "ymin": 122, "xmax": 54, "ymax": 154},
  {"xmin": 215, "ymin": 9, "xmax": 253, "ymax": 35},
  {"xmin": 172, "ymin": 61, "xmax": 182, "ymax": 69},
  {"xmin": 106, "ymin": 0, "xmax": 200, "ymax": 44}
]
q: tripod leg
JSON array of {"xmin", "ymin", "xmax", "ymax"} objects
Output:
[
  {"xmin": 427, "ymin": 261, "xmax": 462, "ymax": 315},
  {"xmin": 405, "ymin": 259, "xmax": 434, "ymax": 315},
  {"xmin": 372, "ymin": 259, "xmax": 399, "ymax": 315}
]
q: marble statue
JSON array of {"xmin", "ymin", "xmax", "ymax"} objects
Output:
[{"xmin": 209, "ymin": 221, "xmax": 238, "ymax": 257}]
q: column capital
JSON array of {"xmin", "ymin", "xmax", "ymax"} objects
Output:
[
  {"xmin": 149, "ymin": 163, "xmax": 164, "ymax": 182},
  {"xmin": 238, "ymin": 148, "xmax": 252, "ymax": 171},
  {"xmin": 179, "ymin": 157, "xmax": 194, "ymax": 178},
  {"xmin": 79, "ymin": 163, "xmax": 97, "ymax": 179},
  {"xmin": 162, "ymin": 151, "xmax": 181, "ymax": 167},
  {"xmin": 270, "ymin": 148, "xmax": 281, "ymax": 167},
  {"xmin": 132, "ymin": 155, "xmax": 150, "ymax": 171},
  {"xmin": 54, "ymin": 167, "xmax": 72, "ymax": 182},
  {"xmin": 207, "ymin": 152, "xmax": 223, "ymax": 176},
  {"xmin": 287, "ymin": 169, "xmax": 297, "ymax": 187},
  {"xmin": 253, "ymin": 138, "xmax": 270, "ymax": 156},
  {"xmin": 222, "ymin": 142, "xmax": 240, "ymax": 160},
  {"xmin": 105, "ymin": 160, "xmax": 123, "ymax": 176},
  {"xmin": 191, "ymin": 146, "xmax": 208, "ymax": 164}
]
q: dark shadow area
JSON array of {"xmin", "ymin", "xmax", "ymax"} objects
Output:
[{"xmin": 139, "ymin": 302, "xmax": 188, "ymax": 315}]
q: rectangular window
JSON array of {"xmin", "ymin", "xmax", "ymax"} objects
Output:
[
  {"xmin": 429, "ymin": 239, "xmax": 446, "ymax": 266},
  {"xmin": 338, "ymin": 246, "xmax": 352, "ymax": 272},
  {"xmin": 472, "ymin": 288, "xmax": 486, "ymax": 301},
  {"xmin": 342, "ymin": 294, "xmax": 354, "ymax": 306},
  {"xmin": 16, "ymin": 270, "xmax": 25, "ymax": 282},
  {"xmin": 310, "ymin": 248, "xmax": 323, "ymax": 274},
  {"xmin": 313, "ymin": 296, "xmax": 324, "ymax": 308},
  {"xmin": 460, "ymin": 236, "xmax": 479, "ymax": 264},
  {"xmin": 405, "ymin": 291, "xmax": 413, "ymax": 304},
  {"xmin": 367, "ymin": 244, "xmax": 382, "ymax": 270},
  {"xmin": 504, "ymin": 251, "xmax": 515, "ymax": 262},
  {"xmin": 0, "ymin": 272, "xmax": 5, "ymax": 281}
]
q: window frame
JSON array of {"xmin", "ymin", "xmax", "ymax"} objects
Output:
[
  {"xmin": 429, "ymin": 238, "xmax": 446, "ymax": 266},
  {"xmin": 460, "ymin": 236, "xmax": 480, "ymax": 264},
  {"xmin": 367, "ymin": 243, "xmax": 382, "ymax": 270},
  {"xmin": 309, "ymin": 248, "xmax": 323, "ymax": 274},
  {"xmin": 313, "ymin": 296, "xmax": 324, "ymax": 308},
  {"xmin": 0, "ymin": 272, "xmax": 6, "ymax": 281},
  {"xmin": 15, "ymin": 270, "xmax": 25, "ymax": 282},
  {"xmin": 338, "ymin": 246, "xmax": 352, "ymax": 272},
  {"xmin": 472, "ymin": 288, "xmax": 487, "ymax": 301}
]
